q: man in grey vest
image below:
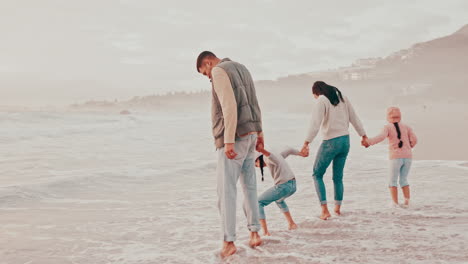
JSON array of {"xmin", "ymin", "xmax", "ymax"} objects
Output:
[{"xmin": 196, "ymin": 51, "xmax": 264, "ymax": 258}]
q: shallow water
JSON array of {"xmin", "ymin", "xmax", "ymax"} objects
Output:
[{"xmin": 0, "ymin": 110, "xmax": 467, "ymax": 264}]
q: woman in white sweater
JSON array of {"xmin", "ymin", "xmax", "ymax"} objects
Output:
[{"xmin": 300, "ymin": 81, "xmax": 367, "ymax": 220}]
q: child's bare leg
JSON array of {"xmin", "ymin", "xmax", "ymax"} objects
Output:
[
  {"xmin": 402, "ymin": 185, "xmax": 410, "ymax": 205},
  {"xmin": 259, "ymin": 219, "xmax": 271, "ymax": 236},
  {"xmin": 221, "ymin": 241, "xmax": 237, "ymax": 258},
  {"xmin": 389, "ymin": 186, "xmax": 398, "ymax": 205},
  {"xmin": 320, "ymin": 204, "xmax": 331, "ymax": 220},
  {"xmin": 283, "ymin": 211, "xmax": 297, "ymax": 230}
]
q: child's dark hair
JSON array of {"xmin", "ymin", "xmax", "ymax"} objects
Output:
[
  {"xmin": 256, "ymin": 155, "xmax": 265, "ymax": 181},
  {"xmin": 393, "ymin": 123, "xmax": 404, "ymax": 148}
]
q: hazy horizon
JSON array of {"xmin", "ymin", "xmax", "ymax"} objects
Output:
[{"xmin": 1, "ymin": 0, "xmax": 468, "ymax": 106}]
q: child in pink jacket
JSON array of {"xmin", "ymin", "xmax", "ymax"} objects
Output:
[{"xmin": 363, "ymin": 107, "xmax": 418, "ymax": 207}]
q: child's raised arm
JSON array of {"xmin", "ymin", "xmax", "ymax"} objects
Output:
[
  {"xmin": 367, "ymin": 126, "xmax": 389, "ymax": 146},
  {"xmin": 280, "ymin": 147, "xmax": 303, "ymax": 159}
]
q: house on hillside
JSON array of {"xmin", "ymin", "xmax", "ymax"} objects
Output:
[
  {"xmin": 338, "ymin": 57, "xmax": 381, "ymax": 81},
  {"xmin": 353, "ymin": 57, "xmax": 381, "ymax": 67},
  {"xmin": 339, "ymin": 65, "xmax": 374, "ymax": 81}
]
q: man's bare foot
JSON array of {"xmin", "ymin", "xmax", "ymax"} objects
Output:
[
  {"xmin": 288, "ymin": 223, "xmax": 298, "ymax": 230},
  {"xmin": 263, "ymin": 230, "xmax": 271, "ymax": 236},
  {"xmin": 220, "ymin": 242, "xmax": 237, "ymax": 258},
  {"xmin": 249, "ymin": 232, "xmax": 262, "ymax": 248},
  {"xmin": 334, "ymin": 204, "xmax": 341, "ymax": 216},
  {"xmin": 320, "ymin": 212, "xmax": 331, "ymax": 220}
]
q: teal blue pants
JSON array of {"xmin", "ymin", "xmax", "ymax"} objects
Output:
[{"xmin": 312, "ymin": 135, "xmax": 350, "ymax": 205}]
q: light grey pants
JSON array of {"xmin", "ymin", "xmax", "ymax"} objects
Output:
[
  {"xmin": 217, "ymin": 134, "xmax": 261, "ymax": 242},
  {"xmin": 389, "ymin": 158, "xmax": 412, "ymax": 187}
]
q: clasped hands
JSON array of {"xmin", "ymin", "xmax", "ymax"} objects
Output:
[
  {"xmin": 300, "ymin": 143, "xmax": 310, "ymax": 157},
  {"xmin": 224, "ymin": 136, "xmax": 265, "ymax": 160},
  {"xmin": 361, "ymin": 135, "xmax": 370, "ymax": 148}
]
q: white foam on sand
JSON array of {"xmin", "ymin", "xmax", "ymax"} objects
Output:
[{"xmin": 0, "ymin": 111, "xmax": 467, "ymax": 264}]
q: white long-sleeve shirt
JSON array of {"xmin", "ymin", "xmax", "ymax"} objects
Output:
[
  {"xmin": 264, "ymin": 147, "xmax": 300, "ymax": 185},
  {"xmin": 305, "ymin": 95, "xmax": 366, "ymax": 143}
]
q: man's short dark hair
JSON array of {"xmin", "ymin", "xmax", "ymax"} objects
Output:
[{"xmin": 196, "ymin": 51, "xmax": 217, "ymax": 72}]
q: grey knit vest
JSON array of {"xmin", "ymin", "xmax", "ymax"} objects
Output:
[{"xmin": 211, "ymin": 58, "xmax": 262, "ymax": 148}]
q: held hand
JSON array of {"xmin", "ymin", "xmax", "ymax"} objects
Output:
[
  {"xmin": 361, "ymin": 136, "xmax": 370, "ymax": 148},
  {"xmin": 224, "ymin": 143, "xmax": 238, "ymax": 159},
  {"xmin": 300, "ymin": 143, "xmax": 310, "ymax": 157},
  {"xmin": 299, "ymin": 149, "xmax": 309, "ymax": 157},
  {"xmin": 256, "ymin": 136, "xmax": 265, "ymax": 152}
]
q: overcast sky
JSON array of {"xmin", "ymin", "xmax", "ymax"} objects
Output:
[{"xmin": 1, "ymin": 0, "xmax": 467, "ymax": 106}]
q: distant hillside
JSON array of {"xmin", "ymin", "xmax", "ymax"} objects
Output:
[
  {"xmin": 372, "ymin": 24, "xmax": 468, "ymax": 81},
  {"xmin": 71, "ymin": 24, "xmax": 468, "ymax": 113},
  {"xmin": 70, "ymin": 90, "xmax": 210, "ymax": 112},
  {"xmin": 254, "ymin": 24, "xmax": 468, "ymax": 112}
]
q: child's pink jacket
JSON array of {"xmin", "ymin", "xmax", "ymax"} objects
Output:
[{"xmin": 368, "ymin": 122, "xmax": 418, "ymax": 159}]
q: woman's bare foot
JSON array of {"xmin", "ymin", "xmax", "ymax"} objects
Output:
[
  {"xmin": 263, "ymin": 230, "xmax": 271, "ymax": 236},
  {"xmin": 288, "ymin": 222, "xmax": 298, "ymax": 230},
  {"xmin": 220, "ymin": 242, "xmax": 237, "ymax": 258},
  {"xmin": 249, "ymin": 232, "xmax": 262, "ymax": 248},
  {"xmin": 334, "ymin": 204, "xmax": 341, "ymax": 216},
  {"xmin": 320, "ymin": 212, "xmax": 331, "ymax": 220},
  {"xmin": 320, "ymin": 204, "xmax": 331, "ymax": 220}
]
